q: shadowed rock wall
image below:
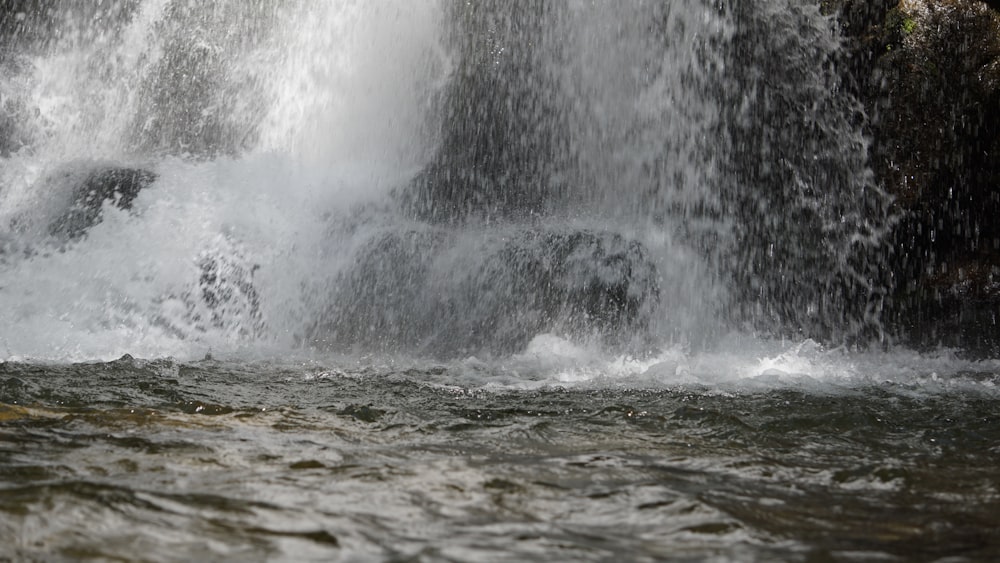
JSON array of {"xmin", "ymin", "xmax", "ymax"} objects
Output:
[{"xmin": 830, "ymin": 0, "xmax": 1000, "ymax": 353}]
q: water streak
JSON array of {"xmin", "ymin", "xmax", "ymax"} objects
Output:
[{"xmin": 0, "ymin": 1, "xmax": 890, "ymax": 362}]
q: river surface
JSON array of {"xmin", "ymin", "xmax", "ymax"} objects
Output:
[{"xmin": 3, "ymin": 343, "xmax": 999, "ymax": 561}]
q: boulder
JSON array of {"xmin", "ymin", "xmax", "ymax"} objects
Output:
[{"xmin": 307, "ymin": 227, "xmax": 660, "ymax": 357}]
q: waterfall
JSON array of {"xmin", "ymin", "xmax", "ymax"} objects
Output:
[
  {"xmin": 0, "ymin": 0, "xmax": 888, "ymax": 361},
  {"xmin": 0, "ymin": 0, "xmax": 448, "ymax": 360},
  {"xmin": 717, "ymin": 1, "xmax": 892, "ymax": 341}
]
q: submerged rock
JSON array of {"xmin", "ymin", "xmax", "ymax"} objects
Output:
[
  {"xmin": 308, "ymin": 227, "xmax": 660, "ymax": 357},
  {"xmin": 156, "ymin": 235, "xmax": 265, "ymax": 342},
  {"xmin": 188, "ymin": 241, "xmax": 264, "ymax": 339},
  {"xmin": 48, "ymin": 167, "xmax": 156, "ymax": 241}
]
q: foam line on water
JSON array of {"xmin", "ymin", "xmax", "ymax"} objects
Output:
[{"xmin": 436, "ymin": 334, "xmax": 1000, "ymax": 395}]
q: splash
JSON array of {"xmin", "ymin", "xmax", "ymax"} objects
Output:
[
  {"xmin": 0, "ymin": 1, "xmax": 447, "ymax": 360},
  {"xmin": 0, "ymin": 1, "xmax": 892, "ymax": 366}
]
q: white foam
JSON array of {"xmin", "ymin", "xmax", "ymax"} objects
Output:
[
  {"xmin": 0, "ymin": 2, "xmax": 446, "ymax": 362},
  {"xmin": 453, "ymin": 334, "xmax": 1000, "ymax": 394}
]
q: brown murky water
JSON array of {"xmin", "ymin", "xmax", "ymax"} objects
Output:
[{"xmin": 2, "ymin": 356, "xmax": 1000, "ymax": 561}]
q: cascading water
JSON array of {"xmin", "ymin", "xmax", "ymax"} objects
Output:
[
  {"xmin": 0, "ymin": 0, "xmax": 888, "ymax": 360},
  {"xmin": 4, "ymin": 2, "xmax": 1000, "ymax": 561},
  {"xmin": 0, "ymin": 1, "xmax": 448, "ymax": 360}
]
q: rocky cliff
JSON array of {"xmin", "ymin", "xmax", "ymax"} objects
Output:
[{"xmin": 829, "ymin": 0, "xmax": 1000, "ymax": 353}]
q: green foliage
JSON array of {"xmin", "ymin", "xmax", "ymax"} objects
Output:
[{"xmin": 881, "ymin": 8, "xmax": 918, "ymax": 53}]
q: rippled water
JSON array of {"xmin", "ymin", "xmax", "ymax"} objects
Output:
[{"xmin": 3, "ymin": 348, "xmax": 999, "ymax": 561}]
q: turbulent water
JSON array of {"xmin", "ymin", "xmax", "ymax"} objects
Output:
[
  {"xmin": 1, "ymin": 0, "xmax": 999, "ymax": 561},
  {"xmin": 3, "ymin": 349, "xmax": 1000, "ymax": 561}
]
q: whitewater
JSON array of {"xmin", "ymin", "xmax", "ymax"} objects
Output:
[{"xmin": 1, "ymin": 1, "xmax": 999, "ymax": 560}]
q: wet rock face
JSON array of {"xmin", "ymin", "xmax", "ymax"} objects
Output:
[
  {"xmin": 878, "ymin": 0, "xmax": 1000, "ymax": 351},
  {"xmin": 308, "ymin": 228, "xmax": 660, "ymax": 357},
  {"xmin": 0, "ymin": 1, "xmax": 141, "ymax": 52},
  {"xmin": 127, "ymin": 2, "xmax": 272, "ymax": 157},
  {"xmin": 717, "ymin": 1, "xmax": 892, "ymax": 345},
  {"xmin": 874, "ymin": 0, "xmax": 1000, "ymax": 211},
  {"xmin": 0, "ymin": 2, "xmax": 58, "ymax": 157},
  {"xmin": 1, "ymin": 1, "xmax": 268, "ymax": 159},
  {"xmin": 0, "ymin": 56, "xmax": 34, "ymax": 157},
  {"xmin": 398, "ymin": 0, "xmax": 562, "ymax": 224},
  {"xmin": 0, "ymin": 1, "xmax": 53, "ymax": 50},
  {"xmin": 829, "ymin": 0, "xmax": 1000, "ymax": 352}
]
